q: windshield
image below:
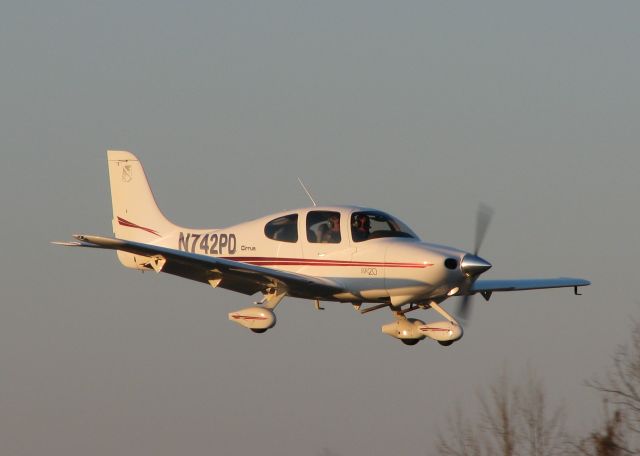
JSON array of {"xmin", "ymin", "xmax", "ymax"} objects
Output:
[{"xmin": 351, "ymin": 211, "xmax": 418, "ymax": 242}]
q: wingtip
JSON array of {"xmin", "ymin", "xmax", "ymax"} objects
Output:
[{"xmin": 561, "ymin": 277, "xmax": 591, "ymax": 287}]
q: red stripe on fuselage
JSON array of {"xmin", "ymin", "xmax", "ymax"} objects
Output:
[{"xmin": 221, "ymin": 256, "xmax": 432, "ymax": 269}]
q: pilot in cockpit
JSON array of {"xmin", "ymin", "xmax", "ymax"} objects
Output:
[{"xmin": 352, "ymin": 214, "xmax": 371, "ymax": 241}]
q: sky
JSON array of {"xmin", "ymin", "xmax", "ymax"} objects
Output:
[{"xmin": 1, "ymin": 1, "xmax": 639, "ymax": 455}]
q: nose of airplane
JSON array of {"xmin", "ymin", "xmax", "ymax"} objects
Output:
[{"xmin": 461, "ymin": 254, "xmax": 492, "ymax": 277}]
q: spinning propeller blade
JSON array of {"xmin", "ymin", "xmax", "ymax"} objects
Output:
[
  {"xmin": 474, "ymin": 203, "xmax": 494, "ymax": 256},
  {"xmin": 457, "ymin": 293, "xmax": 472, "ymax": 322},
  {"xmin": 457, "ymin": 204, "xmax": 494, "ymax": 322}
]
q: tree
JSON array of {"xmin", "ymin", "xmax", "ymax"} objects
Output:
[
  {"xmin": 435, "ymin": 368, "xmax": 568, "ymax": 456},
  {"xmin": 573, "ymin": 317, "xmax": 640, "ymax": 455},
  {"xmin": 515, "ymin": 369, "xmax": 567, "ymax": 456},
  {"xmin": 435, "ymin": 317, "xmax": 640, "ymax": 455},
  {"xmin": 588, "ymin": 318, "xmax": 640, "ymax": 440},
  {"xmin": 571, "ymin": 400, "xmax": 631, "ymax": 456}
]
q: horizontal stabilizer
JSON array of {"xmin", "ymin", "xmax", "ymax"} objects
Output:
[{"xmin": 51, "ymin": 240, "xmax": 108, "ymax": 249}]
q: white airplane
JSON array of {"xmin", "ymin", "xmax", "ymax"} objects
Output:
[{"xmin": 54, "ymin": 151, "xmax": 590, "ymax": 346}]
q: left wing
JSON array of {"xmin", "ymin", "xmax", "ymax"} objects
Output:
[
  {"xmin": 470, "ymin": 277, "xmax": 590, "ymax": 296},
  {"xmin": 54, "ymin": 235, "xmax": 347, "ymax": 300}
]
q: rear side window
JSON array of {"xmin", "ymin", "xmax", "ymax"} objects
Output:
[
  {"xmin": 264, "ymin": 214, "xmax": 298, "ymax": 242},
  {"xmin": 306, "ymin": 211, "xmax": 341, "ymax": 244}
]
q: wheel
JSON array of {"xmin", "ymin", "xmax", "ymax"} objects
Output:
[
  {"xmin": 438, "ymin": 340, "xmax": 454, "ymax": 347},
  {"xmin": 251, "ymin": 328, "xmax": 267, "ymax": 334},
  {"xmin": 401, "ymin": 339, "xmax": 420, "ymax": 346}
]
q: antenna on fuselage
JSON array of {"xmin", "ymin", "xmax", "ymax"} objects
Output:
[{"xmin": 297, "ymin": 177, "xmax": 317, "ymax": 207}]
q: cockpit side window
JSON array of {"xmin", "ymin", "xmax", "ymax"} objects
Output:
[
  {"xmin": 264, "ymin": 214, "xmax": 298, "ymax": 243},
  {"xmin": 306, "ymin": 211, "xmax": 341, "ymax": 244},
  {"xmin": 351, "ymin": 211, "xmax": 417, "ymax": 242}
]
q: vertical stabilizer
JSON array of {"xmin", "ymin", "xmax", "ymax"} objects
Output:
[{"xmin": 107, "ymin": 150, "xmax": 177, "ymax": 244}]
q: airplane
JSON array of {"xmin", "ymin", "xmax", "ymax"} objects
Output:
[{"xmin": 54, "ymin": 151, "xmax": 590, "ymax": 347}]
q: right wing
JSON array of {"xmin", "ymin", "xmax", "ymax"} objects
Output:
[
  {"xmin": 54, "ymin": 235, "xmax": 347, "ymax": 300},
  {"xmin": 470, "ymin": 277, "xmax": 590, "ymax": 295}
]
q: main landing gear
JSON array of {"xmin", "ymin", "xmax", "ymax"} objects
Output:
[
  {"xmin": 361, "ymin": 300, "xmax": 464, "ymax": 347},
  {"xmin": 228, "ymin": 289, "xmax": 286, "ymax": 333}
]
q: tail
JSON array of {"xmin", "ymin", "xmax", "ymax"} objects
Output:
[{"xmin": 107, "ymin": 150, "xmax": 178, "ymax": 247}]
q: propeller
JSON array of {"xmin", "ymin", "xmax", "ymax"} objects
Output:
[
  {"xmin": 456, "ymin": 204, "xmax": 494, "ymax": 322},
  {"xmin": 474, "ymin": 203, "xmax": 494, "ymax": 256}
]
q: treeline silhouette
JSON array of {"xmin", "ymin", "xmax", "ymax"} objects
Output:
[
  {"xmin": 435, "ymin": 319, "xmax": 640, "ymax": 456},
  {"xmin": 314, "ymin": 319, "xmax": 640, "ymax": 456}
]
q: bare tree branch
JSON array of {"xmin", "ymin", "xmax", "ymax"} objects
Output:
[
  {"xmin": 436, "ymin": 406, "xmax": 485, "ymax": 456},
  {"xmin": 515, "ymin": 367, "xmax": 568, "ymax": 456},
  {"xmin": 434, "ymin": 367, "xmax": 567, "ymax": 456},
  {"xmin": 587, "ymin": 318, "xmax": 640, "ymax": 441},
  {"xmin": 478, "ymin": 369, "xmax": 517, "ymax": 456},
  {"xmin": 571, "ymin": 401, "xmax": 634, "ymax": 456}
]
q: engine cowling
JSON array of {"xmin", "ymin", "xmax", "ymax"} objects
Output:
[
  {"xmin": 228, "ymin": 306, "xmax": 276, "ymax": 332},
  {"xmin": 417, "ymin": 320, "xmax": 463, "ymax": 343},
  {"xmin": 381, "ymin": 318, "xmax": 426, "ymax": 343}
]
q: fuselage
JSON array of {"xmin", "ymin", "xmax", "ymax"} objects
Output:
[{"xmin": 149, "ymin": 205, "xmax": 469, "ymax": 304}]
